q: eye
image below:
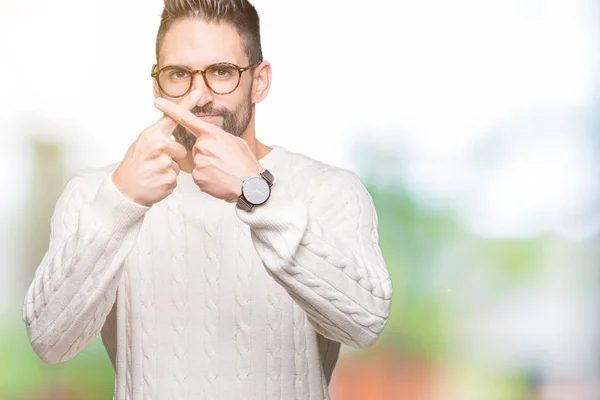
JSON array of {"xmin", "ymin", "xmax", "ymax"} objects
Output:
[
  {"xmin": 209, "ymin": 65, "xmax": 236, "ymax": 79},
  {"xmin": 167, "ymin": 68, "xmax": 190, "ymax": 80}
]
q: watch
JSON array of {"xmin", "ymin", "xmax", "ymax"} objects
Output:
[{"xmin": 236, "ymin": 169, "xmax": 275, "ymax": 212}]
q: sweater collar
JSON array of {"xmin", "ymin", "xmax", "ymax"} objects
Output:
[{"xmin": 258, "ymin": 145, "xmax": 286, "ymax": 171}]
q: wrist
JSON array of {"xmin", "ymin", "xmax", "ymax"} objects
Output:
[{"xmin": 111, "ymin": 170, "xmax": 152, "ymax": 207}]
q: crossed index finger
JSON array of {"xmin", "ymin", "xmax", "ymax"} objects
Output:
[
  {"xmin": 151, "ymin": 90, "xmax": 203, "ymax": 137},
  {"xmin": 153, "ymin": 96, "xmax": 221, "ymax": 139}
]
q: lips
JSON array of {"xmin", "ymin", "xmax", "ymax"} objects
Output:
[{"xmin": 194, "ymin": 113, "xmax": 221, "ymax": 121}]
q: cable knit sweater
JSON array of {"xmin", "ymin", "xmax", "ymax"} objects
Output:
[{"xmin": 22, "ymin": 144, "xmax": 392, "ymax": 400}]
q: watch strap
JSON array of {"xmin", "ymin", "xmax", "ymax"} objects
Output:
[
  {"xmin": 260, "ymin": 169, "xmax": 275, "ymax": 186},
  {"xmin": 236, "ymin": 193, "xmax": 254, "ymax": 212}
]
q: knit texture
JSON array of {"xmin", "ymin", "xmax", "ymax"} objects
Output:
[{"xmin": 23, "ymin": 145, "xmax": 392, "ymax": 400}]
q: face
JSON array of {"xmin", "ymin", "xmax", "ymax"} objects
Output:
[{"xmin": 154, "ymin": 19, "xmax": 267, "ymax": 150}]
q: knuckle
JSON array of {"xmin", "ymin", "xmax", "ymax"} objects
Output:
[
  {"xmin": 193, "ymin": 141, "xmax": 203, "ymax": 153},
  {"xmin": 154, "ymin": 155, "xmax": 171, "ymax": 171},
  {"xmin": 141, "ymin": 129, "xmax": 158, "ymax": 143},
  {"xmin": 149, "ymin": 149, "xmax": 161, "ymax": 159},
  {"xmin": 192, "ymin": 169, "xmax": 202, "ymax": 182},
  {"xmin": 137, "ymin": 135, "xmax": 150, "ymax": 150},
  {"xmin": 195, "ymin": 155, "xmax": 211, "ymax": 168},
  {"xmin": 154, "ymin": 140, "xmax": 168, "ymax": 152},
  {"xmin": 139, "ymin": 128, "xmax": 151, "ymax": 140},
  {"xmin": 161, "ymin": 171, "xmax": 177, "ymax": 188}
]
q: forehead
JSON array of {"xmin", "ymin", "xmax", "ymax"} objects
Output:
[{"xmin": 159, "ymin": 18, "xmax": 246, "ymax": 67}]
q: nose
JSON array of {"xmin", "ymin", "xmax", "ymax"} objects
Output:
[{"xmin": 190, "ymin": 73, "xmax": 213, "ymax": 105}]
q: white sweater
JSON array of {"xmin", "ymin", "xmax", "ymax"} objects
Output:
[{"xmin": 22, "ymin": 145, "xmax": 392, "ymax": 400}]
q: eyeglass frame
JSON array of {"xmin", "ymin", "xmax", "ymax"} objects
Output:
[{"xmin": 151, "ymin": 61, "xmax": 262, "ymax": 97}]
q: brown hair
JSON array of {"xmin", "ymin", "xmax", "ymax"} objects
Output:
[{"xmin": 155, "ymin": 0, "xmax": 263, "ymax": 65}]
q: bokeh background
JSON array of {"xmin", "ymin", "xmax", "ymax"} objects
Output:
[{"xmin": 1, "ymin": 0, "xmax": 599, "ymax": 399}]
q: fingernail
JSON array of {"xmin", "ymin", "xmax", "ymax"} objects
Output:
[
  {"xmin": 155, "ymin": 97, "xmax": 167, "ymax": 106},
  {"xmin": 190, "ymin": 89, "xmax": 201, "ymax": 98}
]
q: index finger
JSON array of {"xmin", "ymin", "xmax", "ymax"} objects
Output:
[
  {"xmin": 151, "ymin": 90, "xmax": 203, "ymax": 136},
  {"xmin": 153, "ymin": 96, "xmax": 218, "ymax": 139}
]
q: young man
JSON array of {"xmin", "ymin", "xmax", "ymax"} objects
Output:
[{"xmin": 22, "ymin": 0, "xmax": 392, "ymax": 398}]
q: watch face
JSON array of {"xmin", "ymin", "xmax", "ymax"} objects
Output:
[{"xmin": 242, "ymin": 176, "xmax": 270, "ymax": 205}]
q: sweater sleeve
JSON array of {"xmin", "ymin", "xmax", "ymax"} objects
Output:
[
  {"xmin": 22, "ymin": 171, "xmax": 150, "ymax": 363},
  {"xmin": 236, "ymin": 169, "xmax": 392, "ymax": 348}
]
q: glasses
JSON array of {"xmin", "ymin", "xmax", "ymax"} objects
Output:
[{"xmin": 151, "ymin": 62, "xmax": 261, "ymax": 97}]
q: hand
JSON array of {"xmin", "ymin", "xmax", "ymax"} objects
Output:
[
  {"xmin": 112, "ymin": 90, "xmax": 202, "ymax": 206},
  {"xmin": 153, "ymin": 96, "xmax": 264, "ymax": 203}
]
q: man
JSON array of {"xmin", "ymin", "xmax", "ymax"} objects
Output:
[{"xmin": 22, "ymin": 0, "xmax": 392, "ymax": 399}]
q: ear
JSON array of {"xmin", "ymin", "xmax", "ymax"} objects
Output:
[{"xmin": 251, "ymin": 61, "xmax": 272, "ymax": 104}]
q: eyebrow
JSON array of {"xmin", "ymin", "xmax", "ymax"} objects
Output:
[
  {"xmin": 162, "ymin": 61, "xmax": 237, "ymax": 69},
  {"xmin": 164, "ymin": 63, "xmax": 195, "ymax": 69}
]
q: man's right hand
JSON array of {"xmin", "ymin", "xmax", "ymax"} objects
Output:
[{"xmin": 112, "ymin": 90, "xmax": 201, "ymax": 207}]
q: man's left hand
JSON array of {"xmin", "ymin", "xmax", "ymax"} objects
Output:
[{"xmin": 154, "ymin": 96, "xmax": 264, "ymax": 203}]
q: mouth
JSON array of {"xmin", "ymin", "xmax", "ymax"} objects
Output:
[{"xmin": 194, "ymin": 113, "xmax": 221, "ymax": 121}]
